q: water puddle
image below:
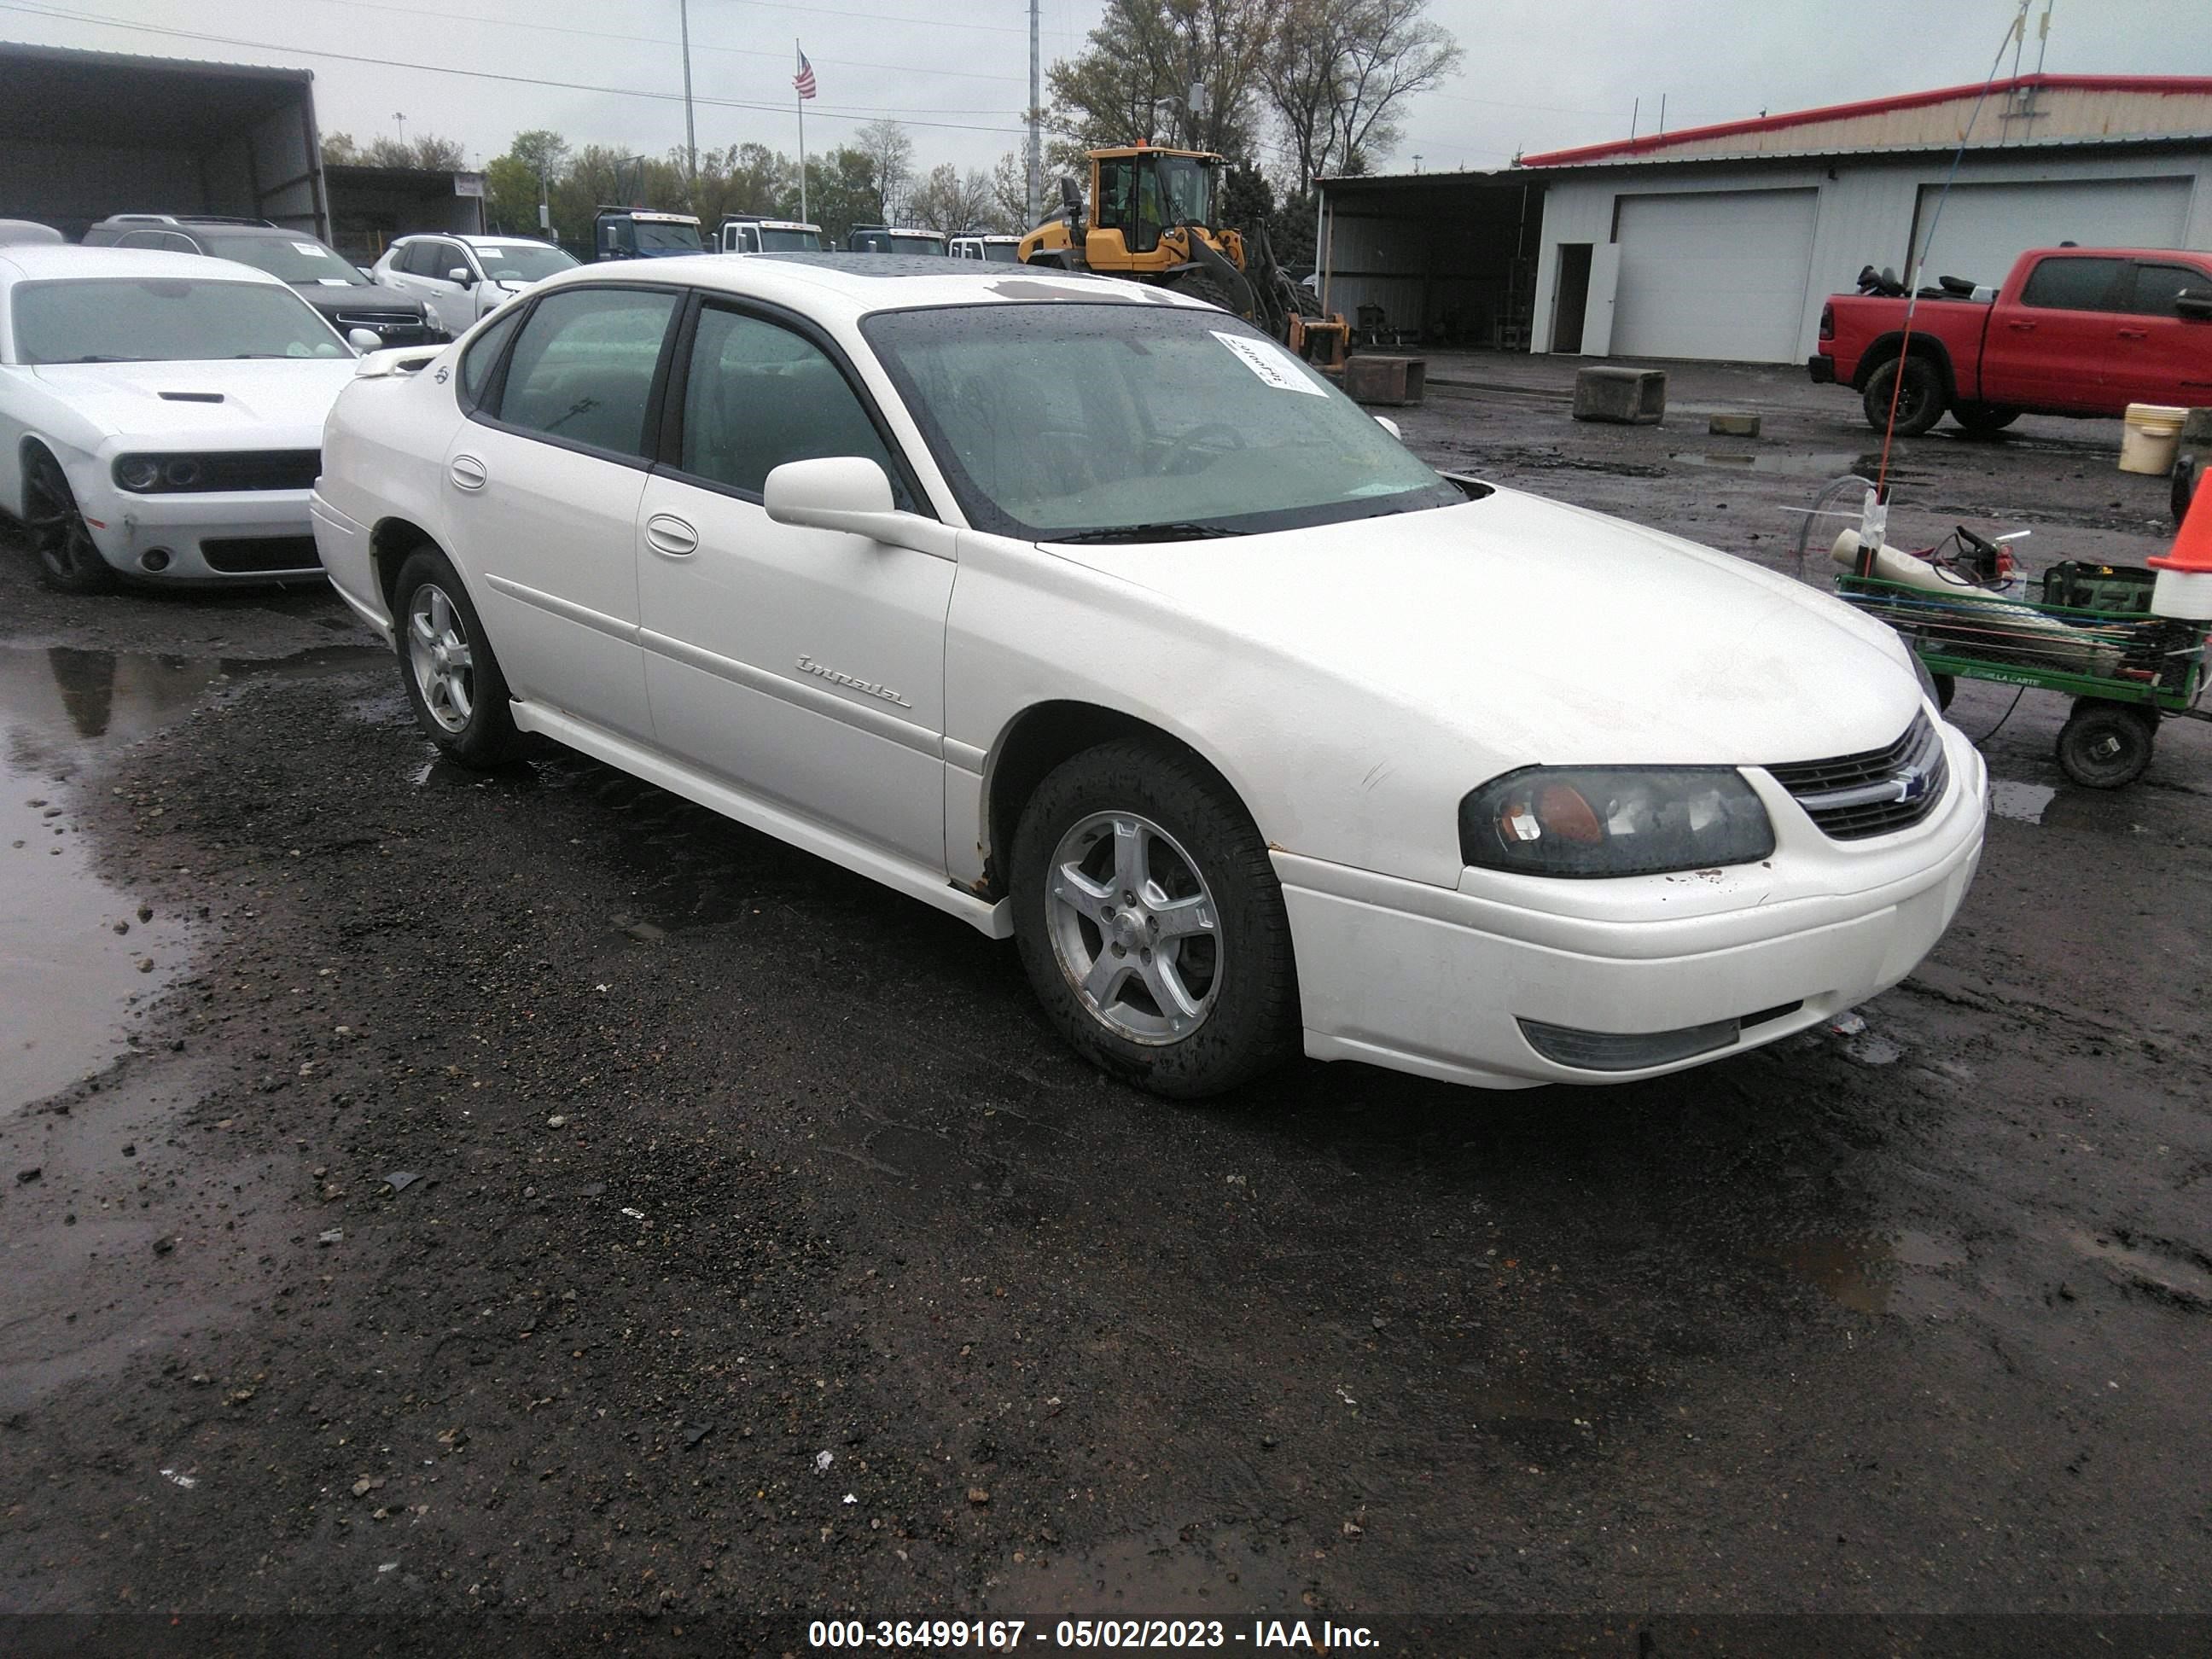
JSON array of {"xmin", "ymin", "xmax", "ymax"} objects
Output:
[
  {"xmin": 0, "ymin": 643, "xmax": 385, "ymax": 1115},
  {"xmin": 1768, "ymin": 1231, "xmax": 1966, "ymax": 1317},
  {"xmin": 1990, "ymin": 779, "xmax": 2058, "ymax": 824},
  {"xmin": 1671, "ymin": 449, "xmax": 1887, "ymax": 478}
]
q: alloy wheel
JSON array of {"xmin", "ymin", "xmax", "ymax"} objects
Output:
[
  {"xmin": 24, "ymin": 454, "xmax": 104, "ymax": 586},
  {"xmin": 1044, "ymin": 810, "xmax": 1222, "ymax": 1045},
  {"xmin": 406, "ymin": 582, "xmax": 476, "ymax": 734}
]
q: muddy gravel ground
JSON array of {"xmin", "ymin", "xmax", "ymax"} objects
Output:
[{"xmin": 2, "ymin": 357, "xmax": 2209, "ymax": 1656}]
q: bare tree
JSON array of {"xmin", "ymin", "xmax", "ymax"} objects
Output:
[
  {"xmin": 852, "ymin": 119, "xmax": 916, "ymax": 224},
  {"xmin": 1264, "ymin": 0, "xmax": 1460, "ymax": 191},
  {"xmin": 990, "ymin": 152, "xmax": 1033, "ymax": 230},
  {"xmin": 1047, "ymin": 0, "xmax": 1271, "ymax": 160},
  {"xmin": 909, "ymin": 163, "xmax": 1003, "ymax": 238}
]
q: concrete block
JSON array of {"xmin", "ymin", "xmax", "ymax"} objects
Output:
[
  {"xmin": 1344, "ymin": 355, "xmax": 1427, "ymax": 407},
  {"xmin": 2180, "ymin": 405, "xmax": 2212, "ymax": 448},
  {"xmin": 1572, "ymin": 366, "xmax": 1666, "ymax": 424},
  {"xmin": 1708, "ymin": 411, "xmax": 1761, "ymax": 438}
]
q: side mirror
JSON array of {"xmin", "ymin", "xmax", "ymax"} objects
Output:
[
  {"xmin": 2177, "ymin": 290, "xmax": 2212, "ymax": 322},
  {"xmin": 1373, "ymin": 415, "xmax": 1402, "ymax": 439},
  {"xmin": 763, "ymin": 457, "xmax": 954, "ymax": 558},
  {"xmin": 1059, "ymin": 176, "xmax": 1083, "ymax": 214},
  {"xmin": 447, "ymin": 266, "xmax": 474, "ymax": 287},
  {"xmin": 346, "ymin": 327, "xmax": 382, "ymax": 351}
]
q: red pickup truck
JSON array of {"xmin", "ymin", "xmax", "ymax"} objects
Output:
[{"xmin": 1811, "ymin": 246, "xmax": 2212, "ymax": 436}]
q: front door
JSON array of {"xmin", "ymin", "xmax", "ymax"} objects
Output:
[
  {"xmin": 635, "ymin": 300, "xmax": 953, "ymax": 870},
  {"xmin": 443, "ymin": 283, "xmax": 681, "ymax": 742},
  {"xmin": 2112, "ymin": 258, "xmax": 2212, "ymax": 409}
]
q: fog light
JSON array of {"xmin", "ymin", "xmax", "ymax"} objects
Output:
[{"xmin": 140, "ymin": 548, "xmax": 172, "ymax": 573}]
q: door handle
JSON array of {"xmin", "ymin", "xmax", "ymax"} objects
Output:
[
  {"xmin": 2116, "ymin": 328, "xmax": 2148, "ymax": 340},
  {"xmin": 2005, "ymin": 320, "xmax": 2036, "ymax": 332},
  {"xmin": 644, "ymin": 513, "xmax": 699, "ymax": 557},
  {"xmin": 448, "ymin": 453, "xmax": 487, "ymax": 492}
]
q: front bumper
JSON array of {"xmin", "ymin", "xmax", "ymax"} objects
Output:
[
  {"xmin": 1807, "ymin": 352, "xmax": 1837, "ymax": 385},
  {"xmin": 83, "ymin": 486, "xmax": 323, "ymax": 583},
  {"xmin": 1278, "ymin": 719, "xmax": 1988, "ymax": 1089}
]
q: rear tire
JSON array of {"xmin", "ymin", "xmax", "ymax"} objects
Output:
[
  {"xmin": 21, "ymin": 448, "xmax": 116, "ymax": 593},
  {"xmin": 1863, "ymin": 356, "xmax": 1945, "ymax": 437},
  {"xmin": 1952, "ymin": 402, "xmax": 2020, "ymax": 438},
  {"xmin": 391, "ymin": 547, "xmax": 523, "ymax": 767},
  {"xmin": 1010, "ymin": 739, "xmax": 1298, "ymax": 1099},
  {"xmin": 2055, "ymin": 700, "xmax": 2155, "ymax": 789}
]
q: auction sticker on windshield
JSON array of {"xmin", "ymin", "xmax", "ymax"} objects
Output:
[{"xmin": 1211, "ymin": 331, "xmax": 1326, "ymax": 396}]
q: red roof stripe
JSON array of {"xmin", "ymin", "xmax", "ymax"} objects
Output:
[{"xmin": 1516, "ymin": 73, "xmax": 2212, "ymax": 168}]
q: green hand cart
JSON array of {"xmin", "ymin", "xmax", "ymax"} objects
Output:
[{"xmin": 1835, "ymin": 556, "xmax": 2209, "ymax": 789}]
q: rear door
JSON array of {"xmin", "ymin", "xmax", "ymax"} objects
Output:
[
  {"xmin": 1982, "ymin": 254, "xmax": 2128, "ymax": 410},
  {"xmin": 442, "ymin": 283, "xmax": 682, "ymax": 742},
  {"xmin": 2112, "ymin": 258, "xmax": 2212, "ymax": 408},
  {"xmin": 634, "ymin": 299, "xmax": 953, "ymax": 869}
]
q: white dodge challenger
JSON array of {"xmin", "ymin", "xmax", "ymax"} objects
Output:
[
  {"xmin": 1, "ymin": 244, "xmax": 367, "ymax": 590},
  {"xmin": 311, "ymin": 255, "xmax": 1986, "ymax": 1097}
]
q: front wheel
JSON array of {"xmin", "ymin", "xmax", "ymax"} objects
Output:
[
  {"xmin": 1863, "ymin": 356, "xmax": 1944, "ymax": 437},
  {"xmin": 1010, "ymin": 740, "xmax": 1299, "ymax": 1098},
  {"xmin": 21, "ymin": 449, "xmax": 115, "ymax": 593},
  {"xmin": 392, "ymin": 547, "xmax": 523, "ymax": 766},
  {"xmin": 2055, "ymin": 700, "xmax": 2156, "ymax": 789},
  {"xmin": 1952, "ymin": 401, "xmax": 2020, "ymax": 438}
]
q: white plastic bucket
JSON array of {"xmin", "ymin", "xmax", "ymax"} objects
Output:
[{"xmin": 2120, "ymin": 402, "xmax": 2186, "ymax": 474}]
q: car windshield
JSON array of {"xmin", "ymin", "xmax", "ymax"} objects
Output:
[
  {"xmin": 757, "ymin": 227, "xmax": 821, "ymax": 252},
  {"xmin": 473, "ymin": 243, "xmax": 576, "ymax": 282},
  {"xmin": 981, "ymin": 241, "xmax": 1019, "ymax": 263},
  {"xmin": 863, "ymin": 303, "xmax": 1462, "ymax": 540},
  {"xmin": 636, "ymin": 221, "xmax": 703, "ymax": 252},
  {"xmin": 889, "ymin": 234, "xmax": 946, "ymax": 256},
  {"xmin": 198, "ymin": 231, "xmax": 369, "ymax": 286},
  {"xmin": 1150, "ymin": 155, "xmax": 1215, "ymax": 227},
  {"xmin": 13, "ymin": 277, "xmax": 348, "ymax": 364}
]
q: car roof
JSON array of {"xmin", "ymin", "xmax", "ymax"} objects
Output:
[
  {"xmin": 0, "ymin": 243, "xmax": 295, "ymax": 286},
  {"xmin": 522, "ymin": 252, "xmax": 1217, "ymax": 325}
]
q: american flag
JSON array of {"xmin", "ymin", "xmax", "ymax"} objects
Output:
[{"xmin": 794, "ymin": 49, "xmax": 818, "ymax": 101}]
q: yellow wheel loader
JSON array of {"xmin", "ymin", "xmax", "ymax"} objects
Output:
[{"xmin": 1018, "ymin": 143, "xmax": 1348, "ymax": 368}]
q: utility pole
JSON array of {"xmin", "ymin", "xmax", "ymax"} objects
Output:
[
  {"xmin": 393, "ymin": 112, "xmax": 406, "ymax": 149},
  {"xmin": 679, "ymin": 0, "xmax": 698, "ymax": 183},
  {"xmin": 1026, "ymin": 0, "xmax": 1040, "ymax": 224}
]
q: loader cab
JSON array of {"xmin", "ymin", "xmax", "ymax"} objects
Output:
[{"xmin": 1091, "ymin": 147, "xmax": 1221, "ymax": 257}]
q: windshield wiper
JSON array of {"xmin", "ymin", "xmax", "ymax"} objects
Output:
[{"xmin": 1050, "ymin": 521, "xmax": 1245, "ymax": 544}]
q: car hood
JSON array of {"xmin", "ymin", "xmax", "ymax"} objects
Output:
[
  {"xmin": 1047, "ymin": 486, "xmax": 1923, "ymax": 768},
  {"xmin": 29, "ymin": 358, "xmax": 359, "ymax": 445}
]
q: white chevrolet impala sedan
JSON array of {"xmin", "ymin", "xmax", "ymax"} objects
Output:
[{"xmin": 311, "ymin": 254, "xmax": 1986, "ymax": 1097}]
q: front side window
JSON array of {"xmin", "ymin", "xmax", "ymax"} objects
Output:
[
  {"xmin": 13, "ymin": 277, "xmax": 346, "ymax": 364},
  {"xmin": 863, "ymin": 302, "xmax": 1460, "ymax": 540},
  {"xmin": 495, "ymin": 286, "xmax": 677, "ymax": 457},
  {"xmin": 2019, "ymin": 256, "xmax": 2126, "ymax": 313},
  {"xmin": 2127, "ymin": 262, "xmax": 2212, "ymax": 317},
  {"xmin": 678, "ymin": 306, "xmax": 906, "ymax": 504},
  {"xmin": 424, "ymin": 242, "xmax": 469, "ymax": 282}
]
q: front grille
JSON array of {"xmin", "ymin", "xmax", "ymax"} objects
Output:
[
  {"xmin": 201, "ymin": 535, "xmax": 322, "ymax": 573},
  {"xmin": 178, "ymin": 451, "xmax": 320, "ymax": 492},
  {"xmin": 335, "ymin": 310, "xmax": 422, "ymax": 329},
  {"xmin": 1767, "ymin": 711, "xmax": 1949, "ymax": 841}
]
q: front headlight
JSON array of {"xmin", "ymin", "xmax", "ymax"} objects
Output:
[
  {"xmin": 1458, "ymin": 766, "xmax": 1774, "ymax": 878},
  {"xmin": 114, "ymin": 454, "xmax": 162, "ymax": 491},
  {"xmin": 114, "ymin": 454, "xmax": 206, "ymax": 492}
]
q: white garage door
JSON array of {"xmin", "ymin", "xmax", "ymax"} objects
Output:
[
  {"xmin": 1610, "ymin": 189, "xmax": 1819, "ymax": 363},
  {"xmin": 1912, "ymin": 177, "xmax": 2194, "ymax": 292}
]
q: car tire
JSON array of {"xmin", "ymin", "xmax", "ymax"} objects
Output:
[
  {"xmin": 391, "ymin": 546, "xmax": 523, "ymax": 767},
  {"xmin": 1951, "ymin": 401, "xmax": 2020, "ymax": 438},
  {"xmin": 21, "ymin": 448, "xmax": 116, "ymax": 593},
  {"xmin": 2055, "ymin": 699, "xmax": 2156, "ymax": 789},
  {"xmin": 1931, "ymin": 672, "xmax": 1956, "ymax": 712},
  {"xmin": 1862, "ymin": 356, "xmax": 1945, "ymax": 437},
  {"xmin": 1010, "ymin": 739, "xmax": 1299, "ymax": 1099},
  {"xmin": 2176, "ymin": 454, "xmax": 2200, "ymax": 526}
]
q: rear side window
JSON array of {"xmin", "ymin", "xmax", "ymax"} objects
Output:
[
  {"xmin": 677, "ymin": 306, "xmax": 907, "ymax": 504},
  {"xmin": 457, "ymin": 304, "xmax": 523, "ymax": 409},
  {"xmin": 495, "ymin": 287, "xmax": 677, "ymax": 458},
  {"xmin": 2019, "ymin": 257, "xmax": 2126, "ymax": 312},
  {"xmin": 2126, "ymin": 262, "xmax": 2212, "ymax": 317}
]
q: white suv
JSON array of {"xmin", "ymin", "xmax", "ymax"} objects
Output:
[
  {"xmin": 310, "ymin": 257, "xmax": 1985, "ymax": 1097},
  {"xmin": 372, "ymin": 235, "xmax": 576, "ymax": 336}
]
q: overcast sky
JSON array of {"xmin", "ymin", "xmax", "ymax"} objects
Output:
[{"xmin": 2, "ymin": 0, "xmax": 2202, "ymax": 182}]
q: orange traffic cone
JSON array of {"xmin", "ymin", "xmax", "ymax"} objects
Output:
[{"xmin": 2150, "ymin": 467, "xmax": 2212, "ymax": 621}]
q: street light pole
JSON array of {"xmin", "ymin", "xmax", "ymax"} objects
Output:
[{"xmin": 679, "ymin": 0, "xmax": 698, "ymax": 183}]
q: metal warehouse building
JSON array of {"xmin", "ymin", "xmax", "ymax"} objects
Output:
[{"xmin": 1519, "ymin": 75, "xmax": 2212, "ymax": 364}]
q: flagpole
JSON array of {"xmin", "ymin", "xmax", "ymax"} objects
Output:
[{"xmin": 796, "ymin": 38, "xmax": 809, "ymax": 227}]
